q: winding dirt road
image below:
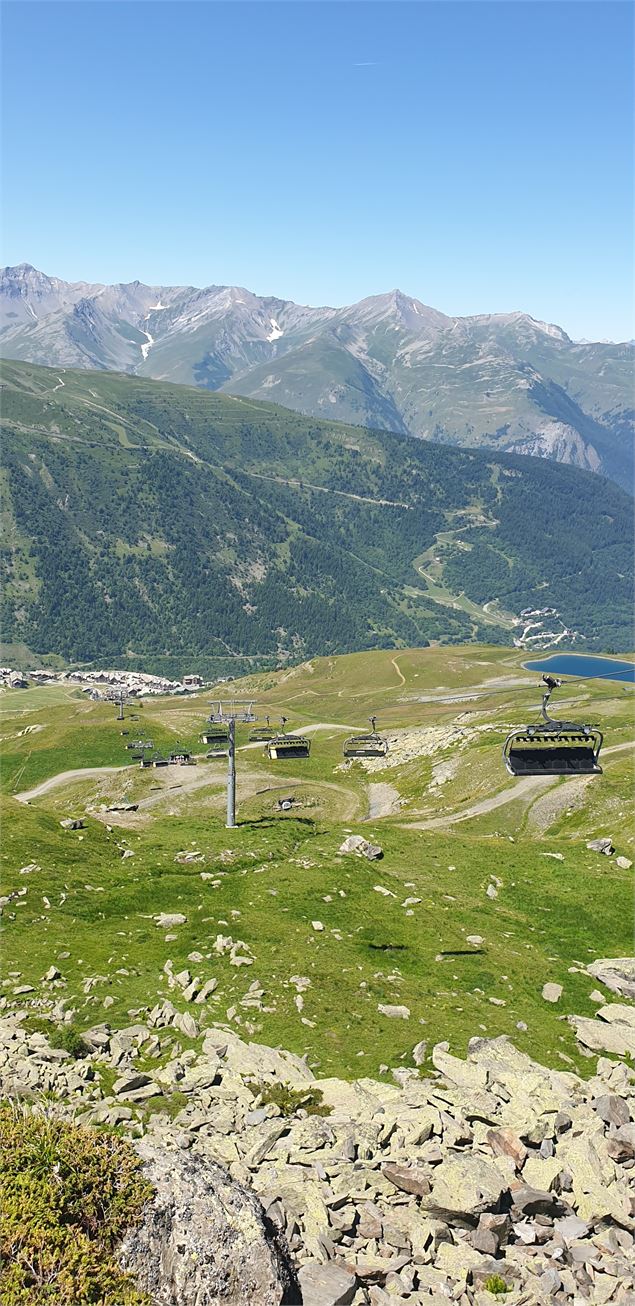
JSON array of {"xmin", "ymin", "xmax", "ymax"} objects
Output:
[
  {"xmin": 401, "ymin": 740, "xmax": 634, "ymax": 831},
  {"xmin": 15, "ymin": 766, "xmax": 127, "ymax": 803}
]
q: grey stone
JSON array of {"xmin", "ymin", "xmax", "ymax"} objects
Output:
[
  {"xmin": 586, "ymin": 838, "xmax": 614, "ymax": 855},
  {"xmin": 542, "ymin": 983, "xmax": 562, "ymax": 1003},
  {"xmin": 382, "ymin": 1162, "xmax": 430, "ymax": 1197},
  {"xmin": 113, "ymin": 1072, "xmax": 153, "ymax": 1096},
  {"xmin": 118, "ymin": 1138, "xmax": 298, "ymax": 1305},
  {"xmin": 338, "ymin": 835, "xmax": 382, "ymax": 861},
  {"xmin": 422, "ymin": 1153, "xmax": 509, "ymax": 1226},
  {"xmin": 587, "ymin": 957, "xmax": 635, "ymax": 1000},
  {"xmin": 594, "ymin": 1093, "xmax": 631, "ymax": 1127},
  {"xmin": 511, "ymin": 1184, "xmax": 561, "ymax": 1217},
  {"xmin": 538, "ymin": 1267, "xmax": 562, "ymax": 1295},
  {"xmin": 554, "ymin": 1215, "xmax": 590, "ymax": 1244},
  {"xmin": 569, "ymin": 1014, "xmax": 635, "ymax": 1058},
  {"xmin": 298, "ymin": 1261, "xmax": 357, "ymax": 1306}
]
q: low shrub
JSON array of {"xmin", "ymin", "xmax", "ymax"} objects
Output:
[
  {"xmin": 246, "ymin": 1079, "xmax": 331, "ymax": 1117},
  {"xmin": 484, "ymin": 1274, "xmax": 511, "ymax": 1296},
  {"xmin": 0, "ymin": 1101, "xmax": 152, "ymax": 1304},
  {"xmin": 52, "ymin": 1024, "xmax": 90, "ymax": 1060}
]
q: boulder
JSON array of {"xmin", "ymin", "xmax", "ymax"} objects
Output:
[
  {"xmin": 542, "ymin": 983, "xmax": 562, "ymax": 1003},
  {"xmin": 60, "ymin": 818, "xmax": 84, "ymax": 830},
  {"xmin": 422, "ymin": 1153, "xmax": 509, "ymax": 1226},
  {"xmin": 382, "ymin": 1163, "xmax": 430, "ymax": 1197},
  {"xmin": 297, "ymin": 1262, "xmax": 356, "ymax": 1306},
  {"xmin": 118, "ymin": 1138, "xmax": 299, "ymax": 1305},
  {"xmin": 587, "ymin": 957, "xmax": 635, "ymax": 1000},
  {"xmin": 154, "ymin": 913, "xmax": 187, "ymax": 928},
  {"xmin": 338, "ymin": 835, "xmax": 382, "ymax": 861},
  {"xmin": 586, "ymin": 838, "xmax": 614, "ymax": 855},
  {"xmin": 569, "ymin": 1015, "xmax": 635, "ymax": 1059}
]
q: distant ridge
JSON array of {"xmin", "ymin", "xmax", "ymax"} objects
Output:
[
  {"xmin": 1, "ymin": 358, "xmax": 632, "ymax": 664},
  {"xmin": 1, "ymin": 264, "xmax": 633, "ymax": 490}
]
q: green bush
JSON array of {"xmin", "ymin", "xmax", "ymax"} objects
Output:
[
  {"xmin": 484, "ymin": 1275, "xmax": 510, "ymax": 1296},
  {"xmin": 52, "ymin": 1023, "xmax": 90, "ymax": 1060},
  {"xmin": 246, "ymin": 1079, "xmax": 331, "ymax": 1117},
  {"xmin": 0, "ymin": 1102, "xmax": 152, "ymax": 1304}
]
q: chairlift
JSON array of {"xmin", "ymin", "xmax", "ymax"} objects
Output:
[
  {"xmin": 265, "ymin": 716, "xmax": 311, "ymax": 760},
  {"xmin": 202, "ymin": 724, "xmax": 230, "ymax": 749},
  {"xmin": 343, "ymin": 715, "xmax": 388, "ymax": 760},
  {"xmin": 249, "ymin": 714, "xmax": 276, "ymax": 743},
  {"xmin": 503, "ymin": 676, "xmax": 603, "ymax": 777}
]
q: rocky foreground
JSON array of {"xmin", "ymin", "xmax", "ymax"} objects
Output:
[{"xmin": 2, "ymin": 983, "xmax": 635, "ymax": 1306}]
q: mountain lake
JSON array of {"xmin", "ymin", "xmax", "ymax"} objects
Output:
[{"xmin": 524, "ymin": 653, "xmax": 635, "ymax": 683}]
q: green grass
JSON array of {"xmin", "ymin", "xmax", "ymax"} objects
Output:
[{"xmin": 1, "ymin": 646, "xmax": 633, "ymax": 1081}]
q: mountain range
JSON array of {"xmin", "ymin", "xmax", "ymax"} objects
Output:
[
  {"xmin": 1, "ymin": 359, "xmax": 632, "ymax": 674},
  {"xmin": 1, "ymin": 265, "xmax": 632, "ymax": 491}
]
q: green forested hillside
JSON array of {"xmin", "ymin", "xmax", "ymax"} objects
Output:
[{"xmin": 1, "ymin": 360, "xmax": 632, "ymax": 666}]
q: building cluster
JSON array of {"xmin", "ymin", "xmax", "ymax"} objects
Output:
[
  {"xmin": 0, "ymin": 668, "xmax": 28, "ymax": 689},
  {"xmin": 2, "ymin": 667, "xmax": 206, "ymax": 696}
]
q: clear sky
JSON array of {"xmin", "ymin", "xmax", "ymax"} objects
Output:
[{"xmin": 2, "ymin": 0, "xmax": 633, "ymax": 339}]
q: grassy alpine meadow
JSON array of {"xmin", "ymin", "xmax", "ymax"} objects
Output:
[{"xmin": 1, "ymin": 645, "xmax": 633, "ymax": 1083}]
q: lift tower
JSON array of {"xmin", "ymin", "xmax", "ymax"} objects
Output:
[
  {"xmin": 206, "ymin": 701, "xmax": 256, "ymax": 828},
  {"xmin": 106, "ymin": 687, "xmax": 134, "ymax": 721}
]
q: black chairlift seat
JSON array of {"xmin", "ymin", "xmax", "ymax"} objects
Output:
[
  {"xmin": 266, "ymin": 735, "xmax": 311, "ymax": 760},
  {"xmin": 202, "ymin": 726, "xmax": 229, "ymax": 748},
  {"xmin": 503, "ymin": 677, "xmax": 603, "ymax": 778},
  {"xmin": 503, "ymin": 728, "xmax": 603, "ymax": 776},
  {"xmin": 343, "ymin": 716, "xmax": 388, "ymax": 760},
  {"xmin": 249, "ymin": 724, "xmax": 276, "ymax": 742},
  {"xmin": 343, "ymin": 733, "xmax": 388, "ymax": 759}
]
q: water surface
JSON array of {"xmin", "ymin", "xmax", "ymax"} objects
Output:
[{"xmin": 524, "ymin": 653, "xmax": 635, "ymax": 683}]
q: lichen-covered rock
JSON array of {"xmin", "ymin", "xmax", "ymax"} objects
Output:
[
  {"xmin": 118, "ymin": 1137, "xmax": 299, "ymax": 1305},
  {"xmin": 587, "ymin": 957, "xmax": 635, "ymax": 999}
]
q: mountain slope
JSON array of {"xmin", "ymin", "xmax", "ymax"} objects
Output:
[
  {"xmin": 1, "ymin": 359, "xmax": 632, "ymax": 666},
  {"xmin": 1, "ymin": 266, "xmax": 632, "ymax": 490}
]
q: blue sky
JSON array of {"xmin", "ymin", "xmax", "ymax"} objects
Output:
[{"xmin": 2, "ymin": 1, "xmax": 633, "ymax": 339}]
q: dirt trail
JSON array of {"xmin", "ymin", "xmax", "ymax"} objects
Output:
[
  {"xmin": 15, "ymin": 766, "xmax": 127, "ymax": 803},
  {"xmin": 366, "ymin": 782, "xmax": 401, "ymax": 820},
  {"xmin": 402, "ymin": 775, "xmax": 554, "ymax": 830},
  {"xmin": 391, "ymin": 657, "xmax": 406, "ymax": 687},
  {"xmin": 401, "ymin": 740, "xmax": 634, "ymax": 832}
]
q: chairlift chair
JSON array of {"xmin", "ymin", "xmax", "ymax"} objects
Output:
[
  {"xmin": 265, "ymin": 717, "xmax": 311, "ymax": 760},
  {"xmin": 202, "ymin": 724, "xmax": 230, "ymax": 749},
  {"xmin": 503, "ymin": 676, "xmax": 603, "ymax": 777},
  {"xmin": 343, "ymin": 715, "xmax": 388, "ymax": 760},
  {"xmin": 249, "ymin": 715, "xmax": 276, "ymax": 743}
]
